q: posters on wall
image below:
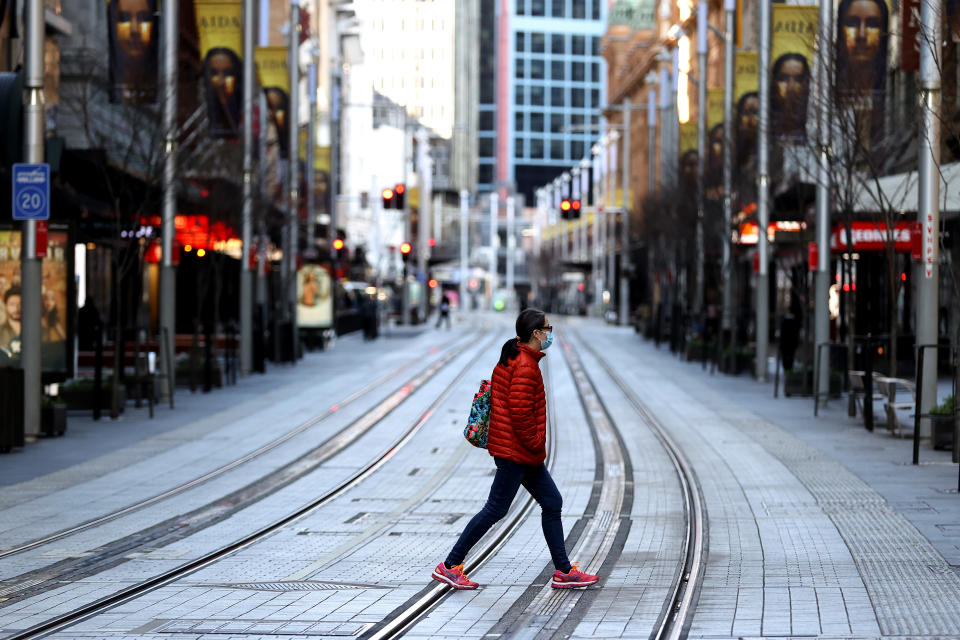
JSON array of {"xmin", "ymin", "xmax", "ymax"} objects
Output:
[
  {"xmin": 296, "ymin": 264, "xmax": 333, "ymax": 329},
  {"xmin": 734, "ymin": 51, "xmax": 759, "ymax": 172},
  {"xmin": 106, "ymin": 0, "xmax": 160, "ymax": 103},
  {"xmin": 836, "ymin": 0, "xmax": 889, "ymax": 154},
  {"xmin": 771, "ymin": 5, "xmax": 817, "ymax": 143},
  {"xmin": 195, "ymin": 0, "xmax": 243, "ymax": 138},
  {"xmin": 255, "ymin": 46, "xmax": 290, "ymax": 157},
  {"xmin": 0, "ymin": 228, "xmax": 71, "ymax": 375}
]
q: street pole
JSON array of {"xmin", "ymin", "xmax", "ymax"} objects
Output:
[
  {"xmin": 306, "ymin": 60, "xmax": 317, "ymax": 256},
  {"xmin": 20, "ymin": 0, "xmax": 43, "ymax": 437},
  {"xmin": 694, "ymin": 1, "xmax": 707, "ymax": 319},
  {"xmin": 401, "ymin": 126, "xmax": 411, "ymax": 325},
  {"xmin": 571, "ymin": 168, "xmax": 581, "ymax": 261},
  {"xmin": 620, "ymin": 99, "xmax": 632, "ymax": 325},
  {"xmin": 591, "ymin": 153, "xmax": 601, "ymax": 311},
  {"xmin": 814, "ymin": 0, "xmax": 833, "ymax": 403},
  {"xmin": 417, "ymin": 129, "xmax": 431, "ymax": 321},
  {"xmin": 489, "ymin": 193, "xmax": 498, "ymax": 307},
  {"xmin": 506, "ymin": 195, "xmax": 515, "ymax": 308},
  {"xmin": 240, "ymin": 0, "xmax": 255, "ymax": 375},
  {"xmin": 648, "ymin": 89, "xmax": 656, "ymax": 201},
  {"xmin": 160, "ymin": 0, "xmax": 179, "ymax": 391},
  {"xmin": 257, "ymin": 0, "xmax": 269, "ymax": 318},
  {"xmin": 756, "ymin": 0, "xmax": 771, "ymax": 381},
  {"xmin": 916, "ymin": 0, "xmax": 942, "ymax": 435},
  {"xmin": 459, "ymin": 189, "xmax": 469, "ymax": 312},
  {"xmin": 722, "ymin": 0, "xmax": 734, "ymax": 356},
  {"xmin": 288, "ymin": 0, "xmax": 300, "ymax": 358}
]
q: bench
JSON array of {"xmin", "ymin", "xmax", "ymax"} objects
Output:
[
  {"xmin": 848, "ymin": 370, "xmax": 886, "ymax": 423},
  {"xmin": 875, "ymin": 376, "xmax": 916, "ymax": 438}
]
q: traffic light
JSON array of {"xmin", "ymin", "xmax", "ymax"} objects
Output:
[
  {"xmin": 382, "ymin": 187, "xmax": 395, "ymax": 209},
  {"xmin": 572, "ymin": 199, "xmax": 581, "ymax": 213},
  {"xmin": 399, "ymin": 241, "xmax": 412, "ymax": 262},
  {"xmin": 560, "ymin": 199, "xmax": 571, "ymax": 219},
  {"xmin": 394, "ymin": 184, "xmax": 405, "ymax": 209},
  {"xmin": 333, "ymin": 238, "xmax": 345, "ymax": 251}
]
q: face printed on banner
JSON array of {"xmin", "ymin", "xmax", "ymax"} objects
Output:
[
  {"xmin": 680, "ymin": 150, "xmax": 698, "ymax": 187},
  {"xmin": 115, "ymin": 0, "xmax": 154, "ymax": 59},
  {"xmin": 737, "ymin": 93, "xmax": 759, "ymax": 146},
  {"xmin": 840, "ymin": 0, "xmax": 884, "ymax": 64},
  {"xmin": 208, "ymin": 51, "xmax": 238, "ymax": 105},
  {"xmin": 772, "ymin": 54, "xmax": 810, "ymax": 139}
]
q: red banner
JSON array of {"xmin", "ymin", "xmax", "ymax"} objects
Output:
[
  {"xmin": 831, "ymin": 222, "xmax": 914, "ymax": 252},
  {"xmin": 901, "ymin": 0, "xmax": 921, "ymax": 72}
]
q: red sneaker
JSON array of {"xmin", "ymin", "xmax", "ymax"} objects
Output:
[
  {"xmin": 551, "ymin": 562, "xmax": 599, "ymax": 589},
  {"xmin": 431, "ymin": 562, "xmax": 479, "ymax": 590}
]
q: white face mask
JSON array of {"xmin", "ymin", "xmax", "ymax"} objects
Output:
[{"xmin": 539, "ymin": 331, "xmax": 553, "ymax": 350}]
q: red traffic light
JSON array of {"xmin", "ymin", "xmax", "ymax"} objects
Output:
[
  {"xmin": 428, "ymin": 237, "xmax": 436, "ymax": 247},
  {"xmin": 333, "ymin": 238, "xmax": 345, "ymax": 250},
  {"xmin": 428, "ymin": 278, "xmax": 439, "ymax": 288},
  {"xmin": 400, "ymin": 242, "xmax": 412, "ymax": 255},
  {"xmin": 395, "ymin": 184, "xmax": 405, "ymax": 194},
  {"xmin": 572, "ymin": 200, "xmax": 581, "ymax": 211},
  {"xmin": 560, "ymin": 199, "xmax": 571, "ymax": 212}
]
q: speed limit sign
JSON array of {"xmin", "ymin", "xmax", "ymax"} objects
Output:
[{"xmin": 12, "ymin": 163, "xmax": 50, "ymax": 221}]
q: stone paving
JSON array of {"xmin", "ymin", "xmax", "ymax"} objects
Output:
[{"xmin": 1, "ymin": 315, "xmax": 958, "ymax": 639}]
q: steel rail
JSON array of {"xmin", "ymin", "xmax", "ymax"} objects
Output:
[
  {"xmin": 0, "ymin": 335, "xmax": 476, "ymax": 561},
  {"xmin": 4, "ymin": 333, "xmax": 500, "ymax": 640}
]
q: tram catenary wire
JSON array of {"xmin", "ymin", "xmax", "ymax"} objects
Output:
[
  {"xmin": 2, "ymin": 332, "xmax": 499, "ymax": 640},
  {"xmin": 0, "ymin": 332, "xmax": 481, "ymax": 562}
]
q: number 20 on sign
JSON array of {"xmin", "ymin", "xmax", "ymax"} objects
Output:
[{"xmin": 12, "ymin": 163, "xmax": 50, "ymax": 221}]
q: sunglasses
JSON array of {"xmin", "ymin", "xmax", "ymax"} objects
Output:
[{"xmin": 538, "ymin": 325, "xmax": 553, "ymax": 333}]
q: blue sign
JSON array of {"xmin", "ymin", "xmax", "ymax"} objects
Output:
[{"xmin": 12, "ymin": 163, "xmax": 50, "ymax": 221}]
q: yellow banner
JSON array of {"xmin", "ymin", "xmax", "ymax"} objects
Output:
[
  {"xmin": 195, "ymin": 1, "xmax": 243, "ymax": 137},
  {"xmin": 680, "ymin": 121, "xmax": 697, "ymax": 155},
  {"xmin": 298, "ymin": 129, "xmax": 332, "ymax": 172},
  {"xmin": 735, "ymin": 51, "xmax": 758, "ymax": 103},
  {"xmin": 256, "ymin": 46, "xmax": 290, "ymax": 156},
  {"xmin": 771, "ymin": 5, "xmax": 817, "ymax": 142}
]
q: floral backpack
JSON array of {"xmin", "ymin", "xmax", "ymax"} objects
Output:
[{"xmin": 464, "ymin": 379, "xmax": 492, "ymax": 448}]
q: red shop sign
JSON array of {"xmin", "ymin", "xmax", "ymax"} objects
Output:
[{"xmin": 830, "ymin": 222, "xmax": 914, "ymax": 253}]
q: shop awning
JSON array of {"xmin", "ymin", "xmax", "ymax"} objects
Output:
[{"xmin": 852, "ymin": 161, "xmax": 960, "ymax": 215}]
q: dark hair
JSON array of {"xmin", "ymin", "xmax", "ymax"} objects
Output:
[
  {"xmin": 836, "ymin": 0, "xmax": 888, "ymax": 153},
  {"xmin": 498, "ymin": 308, "xmax": 546, "ymax": 366},
  {"xmin": 771, "ymin": 53, "xmax": 811, "ymax": 140},
  {"xmin": 203, "ymin": 47, "xmax": 243, "ymax": 138},
  {"xmin": 4, "ymin": 286, "xmax": 21, "ymax": 302},
  {"xmin": 735, "ymin": 91, "xmax": 759, "ymax": 167}
]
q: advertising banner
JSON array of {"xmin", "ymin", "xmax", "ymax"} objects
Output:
[
  {"xmin": 296, "ymin": 264, "xmax": 333, "ymax": 329},
  {"xmin": 679, "ymin": 121, "xmax": 698, "ymax": 190},
  {"xmin": 195, "ymin": 0, "xmax": 243, "ymax": 138},
  {"xmin": 0, "ymin": 227, "xmax": 72, "ymax": 376},
  {"xmin": 837, "ymin": 0, "xmax": 889, "ymax": 153},
  {"xmin": 830, "ymin": 221, "xmax": 913, "ymax": 252},
  {"xmin": 901, "ymin": 0, "xmax": 920, "ymax": 71},
  {"xmin": 734, "ymin": 51, "xmax": 759, "ymax": 170},
  {"xmin": 256, "ymin": 46, "xmax": 290, "ymax": 157},
  {"xmin": 771, "ymin": 5, "xmax": 817, "ymax": 143},
  {"xmin": 107, "ymin": 0, "xmax": 160, "ymax": 104},
  {"xmin": 705, "ymin": 88, "xmax": 725, "ymax": 197},
  {"xmin": 0, "ymin": 0, "xmax": 17, "ymax": 39}
]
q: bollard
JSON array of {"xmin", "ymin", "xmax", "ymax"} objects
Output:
[{"xmin": 863, "ymin": 335, "xmax": 874, "ymax": 432}]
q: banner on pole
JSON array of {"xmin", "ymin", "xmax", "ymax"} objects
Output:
[
  {"xmin": 195, "ymin": 0, "xmax": 243, "ymax": 138},
  {"xmin": 771, "ymin": 4, "xmax": 817, "ymax": 143},
  {"xmin": 836, "ymin": 0, "xmax": 889, "ymax": 153},
  {"xmin": 256, "ymin": 46, "xmax": 290, "ymax": 157},
  {"xmin": 107, "ymin": 0, "xmax": 159, "ymax": 103}
]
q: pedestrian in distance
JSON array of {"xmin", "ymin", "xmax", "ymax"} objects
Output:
[
  {"xmin": 431, "ymin": 308, "xmax": 599, "ymax": 590},
  {"xmin": 436, "ymin": 294, "xmax": 451, "ymax": 330}
]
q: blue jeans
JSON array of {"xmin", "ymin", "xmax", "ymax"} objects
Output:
[{"xmin": 446, "ymin": 457, "xmax": 571, "ymax": 572}]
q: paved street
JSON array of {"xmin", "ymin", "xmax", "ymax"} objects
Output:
[{"xmin": 1, "ymin": 315, "xmax": 958, "ymax": 640}]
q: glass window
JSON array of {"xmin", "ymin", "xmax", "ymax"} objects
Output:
[
  {"xmin": 479, "ymin": 137, "xmax": 494, "ymax": 158},
  {"xmin": 479, "ymin": 164, "xmax": 493, "ymax": 185},
  {"xmin": 531, "ymin": 0, "xmax": 545, "ymax": 16},
  {"xmin": 516, "ymin": 0, "xmax": 526, "ymax": 15},
  {"xmin": 572, "ymin": 0, "xmax": 585, "ymax": 18},
  {"xmin": 571, "ymin": 140, "xmax": 584, "ymax": 158},
  {"xmin": 530, "ymin": 138, "xmax": 544, "ymax": 158},
  {"xmin": 572, "ymin": 88, "xmax": 584, "ymax": 107},
  {"xmin": 590, "ymin": 114, "xmax": 600, "ymax": 127},
  {"xmin": 515, "ymin": 58, "xmax": 525, "ymax": 79},
  {"xmin": 515, "ymin": 112, "xmax": 525, "ymax": 132},
  {"xmin": 551, "ymin": 86, "xmax": 564, "ymax": 107},
  {"xmin": 551, "ymin": 0, "xmax": 565, "ymax": 18},
  {"xmin": 550, "ymin": 139, "xmax": 564, "ymax": 159},
  {"xmin": 515, "ymin": 138, "xmax": 524, "ymax": 158},
  {"xmin": 591, "ymin": 0, "xmax": 600, "ymax": 19},
  {"xmin": 480, "ymin": 111, "xmax": 494, "ymax": 131},
  {"xmin": 592, "ymin": 62, "xmax": 601, "ymax": 83},
  {"xmin": 515, "ymin": 87, "xmax": 525, "ymax": 105},
  {"xmin": 551, "ymin": 60, "xmax": 564, "ymax": 80},
  {"xmin": 572, "ymin": 61, "xmax": 585, "ymax": 81},
  {"xmin": 570, "ymin": 113, "xmax": 583, "ymax": 127},
  {"xmin": 531, "ymin": 112, "xmax": 544, "ymax": 132},
  {"xmin": 531, "ymin": 32, "xmax": 545, "ymax": 53},
  {"xmin": 531, "ymin": 85, "xmax": 545, "ymax": 105},
  {"xmin": 531, "ymin": 58, "xmax": 545, "ymax": 79},
  {"xmin": 552, "ymin": 34, "xmax": 564, "ymax": 54},
  {"xmin": 515, "ymin": 32, "xmax": 525, "ymax": 52},
  {"xmin": 572, "ymin": 35, "xmax": 585, "ymax": 55},
  {"xmin": 591, "ymin": 88, "xmax": 600, "ymax": 107},
  {"xmin": 550, "ymin": 113, "xmax": 564, "ymax": 133},
  {"xmin": 591, "ymin": 37, "xmax": 600, "ymax": 56}
]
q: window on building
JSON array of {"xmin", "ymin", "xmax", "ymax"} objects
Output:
[
  {"xmin": 530, "ymin": 138, "xmax": 544, "ymax": 158},
  {"xmin": 550, "ymin": 113, "xmax": 563, "ymax": 133},
  {"xmin": 570, "ymin": 113, "xmax": 583, "ymax": 128},
  {"xmin": 591, "ymin": 88, "xmax": 600, "ymax": 107},
  {"xmin": 515, "ymin": 138, "xmax": 524, "ymax": 158},
  {"xmin": 572, "ymin": 0, "xmax": 585, "ymax": 19},
  {"xmin": 531, "ymin": 0, "xmax": 545, "ymax": 16},
  {"xmin": 516, "ymin": 0, "xmax": 526, "ymax": 15},
  {"xmin": 531, "ymin": 85, "xmax": 545, "ymax": 105},
  {"xmin": 591, "ymin": 0, "xmax": 600, "ymax": 19},
  {"xmin": 531, "ymin": 112, "xmax": 544, "ymax": 132},
  {"xmin": 531, "ymin": 32, "xmax": 545, "ymax": 52},
  {"xmin": 572, "ymin": 61, "xmax": 585, "ymax": 82},
  {"xmin": 515, "ymin": 87, "xmax": 525, "ymax": 105},
  {"xmin": 572, "ymin": 88, "xmax": 584, "ymax": 107},
  {"xmin": 572, "ymin": 35, "xmax": 585, "ymax": 55},
  {"xmin": 479, "ymin": 164, "xmax": 494, "ymax": 184},
  {"xmin": 590, "ymin": 114, "xmax": 600, "ymax": 127},
  {"xmin": 479, "ymin": 137, "xmax": 494, "ymax": 158},
  {"xmin": 551, "ymin": 0, "xmax": 565, "ymax": 18},
  {"xmin": 592, "ymin": 62, "xmax": 601, "ymax": 83},
  {"xmin": 551, "ymin": 60, "xmax": 564, "ymax": 80},
  {"xmin": 480, "ymin": 111, "xmax": 494, "ymax": 131},
  {"xmin": 552, "ymin": 34, "xmax": 564, "ymax": 54},
  {"xmin": 516, "ymin": 32, "xmax": 525, "ymax": 52},
  {"xmin": 531, "ymin": 58, "xmax": 545, "ymax": 79},
  {"xmin": 515, "ymin": 58, "xmax": 525, "ymax": 78},
  {"xmin": 591, "ymin": 37, "xmax": 600, "ymax": 56},
  {"xmin": 571, "ymin": 139, "xmax": 584, "ymax": 158},
  {"xmin": 515, "ymin": 112, "xmax": 525, "ymax": 132},
  {"xmin": 551, "ymin": 87, "xmax": 564, "ymax": 107},
  {"xmin": 551, "ymin": 139, "xmax": 564, "ymax": 159}
]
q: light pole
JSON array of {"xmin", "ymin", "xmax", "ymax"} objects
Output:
[
  {"xmin": 721, "ymin": 0, "xmax": 735, "ymax": 364},
  {"xmin": 240, "ymin": 0, "xmax": 255, "ymax": 375},
  {"xmin": 606, "ymin": 132, "xmax": 618, "ymax": 312},
  {"xmin": 161, "ymin": 0, "xmax": 179, "ymax": 391},
  {"xmin": 459, "ymin": 190, "xmax": 469, "ymax": 312},
  {"xmin": 306, "ymin": 55, "xmax": 317, "ymax": 258},
  {"xmin": 287, "ymin": 0, "xmax": 300, "ymax": 359},
  {"xmin": 756, "ymin": 0, "xmax": 771, "ymax": 381},
  {"xmin": 591, "ymin": 145, "xmax": 603, "ymax": 311},
  {"xmin": 814, "ymin": 0, "xmax": 833, "ymax": 403},
  {"xmin": 488, "ymin": 192, "xmax": 498, "ymax": 308},
  {"xmin": 417, "ymin": 128, "xmax": 432, "ymax": 321},
  {"xmin": 506, "ymin": 195, "xmax": 515, "ymax": 307},
  {"xmin": 619, "ymin": 98, "xmax": 632, "ymax": 326},
  {"xmin": 694, "ymin": 1, "xmax": 707, "ymax": 319}
]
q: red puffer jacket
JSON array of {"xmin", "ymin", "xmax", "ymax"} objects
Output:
[{"xmin": 487, "ymin": 344, "xmax": 547, "ymax": 465}]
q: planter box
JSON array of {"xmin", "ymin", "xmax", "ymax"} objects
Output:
[
  {"xmin": 60, "ymin": 385, "xmax": 126, "ymax": 413},
  {"xmin": 931, "ymin": 415, "xmax": 956, "ymax": 451},
  {"xmin": 41, "ymin": 404, "xmax": 67, "ymax": 437}
]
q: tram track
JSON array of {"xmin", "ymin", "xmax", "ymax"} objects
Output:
[
  {"xmin": 0, "ymin": 332, "xmax": 498, "ymax": 640},
  {"xmin": 0, "ymin": 333, "xmax": 476, "ymax": 563}
]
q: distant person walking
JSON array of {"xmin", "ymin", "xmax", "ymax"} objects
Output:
[
  {"xmin": 431, "ymin": 308, "xmax": 599, "ymax": 590},
  {"xmin": 436, "ymin": 295, "xmax": 451, "ymax": 329}
]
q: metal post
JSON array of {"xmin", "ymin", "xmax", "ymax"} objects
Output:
[
  {"xmin": 648, "ymin": 89, "xmax": 656, "ymax": 201},
  {"xmin": 401, "ymin": 126, "xmax": 411, "ymax": 325},
  {"xmin": 489, "ymin": 193, "xmax": 498, "ymax": 307},
  {"xmin": 620, "ymin": 99, "xmax": 632, "ymax": 325},
  {"xmin": 257, "ymin": 0, "xmax": 269, "ymax": 318},
  {"xmin": 506, "ymin": 195, "xmax": 516, "ymax": 308},
  {"xmin": 459, "ymin": 190, "xmax": 469, "ymax": 312},
  {"xmin": 695, "ymin": 1, "xmax": 707, "ymax": 318},
  {"xmin": 160, "ymin": 0, "xmax": 179, "ymax": 392},
  {"xmin": 916, "ymin": 0, "xmax": 941, "ymax": 437},
  {"xmin": 329, "ymin": 17, "xmax": 341, "ymax": 258},
  {"xmin": 756, "ymin": 0, "xmax": 771, "ymax": 381},
  {"xmin": 814, "ymin": 0, "xmax": 833, "ymax": 403},
  {"xmin": 240, "ymin": 0, "xmax": 255, "ymax": 375},
  {"xmin": 20, "ymin": 0, "xmax": 43, "ymax": 438},
  {"xmin": 306, "ymin": 61, "xmax": 317, "ymax": 256},
  {"xmin": 722, "ymin": 0, "xmax": 734, "ymax": 343},
  {"xmin": 606, "ymin": 138, "xmax": 617, "ymax": 309},
  {"xmin": 592, "ymin": 154, "xmax": 601, "ymax": 310},
  {"xmin": 417, "ymin": 129, "xmax": 431, "ymax": 321},
  {"xmin": 288, "ymin": 0, "xmax": 300, "ymax": 358}
]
